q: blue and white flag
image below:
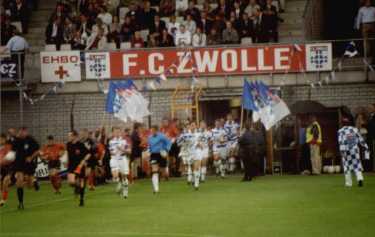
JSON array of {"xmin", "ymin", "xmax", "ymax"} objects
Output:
[
  {"xmin": 344, "ymin": 41, "xmax": 358, "ymax": 58},
  {"xmin": 106, "ymin": 80, "xmax": 150, "ymax": 122},
  {"xmin": 242, "ymin": 80, "xmax": 290, "ymax": 130}
]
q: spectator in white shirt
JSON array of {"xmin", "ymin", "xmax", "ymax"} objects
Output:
[
  {"xmin": 86, "ymin": 28, "xmax": 108, "ymax": 50},
  {"xmin": 92, "ymin": 18, "xmax": 109, "ymax": 36},
  {"xmin": 97, "ymin": 7, "xmax": 113, "ymax": 26},
  {"xmin": 356, "ymin": 0, "xmax": 375, "ymax": 56},
  {"xmin": 167, "ymin": 15, "xmax": 180, "ymax": 36},
  {"xmin": 185, "ymin": 14, "xmax": 196, "ymax": 34},
  {"xmin": 192, "ymin": 26, "xmax": 207, "ymax": 47},
  {"xmin": 245, "ymin": 0, "xmax": 261, "ymax": 19},
  {"xmin": 174, "ymin": 24, "xmax": 191, "ymax": 46},
  {"xmin": 176, "ymin": 0, "xmax": 188, "ymax": 15}
]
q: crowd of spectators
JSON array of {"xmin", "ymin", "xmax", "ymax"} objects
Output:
[
  {"xmin": 44, "ymin": 0, "xmax": 285, "ymax": 50},
  {"xmin": 1, "ymin": 0, "xmax": 37, "ymax": 45}
]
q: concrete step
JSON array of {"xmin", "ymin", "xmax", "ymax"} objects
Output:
[
  {"xmin": 28, "ymin": 27, "xmax": 46, "ymax": 34},
  {"xmin": 279, "ymin": 29, "xmax": 303, "ymax": 37},
  {"xmin": 279, "ymin": 36, "xmax": 304, "ymax": 43},
  {"xmin": 286, "ymin": 0, "xmax": 307, "ymax": 12},
  {"xmin": 279, "ymin": 23, "xmax": 304, "ymax": 31}
]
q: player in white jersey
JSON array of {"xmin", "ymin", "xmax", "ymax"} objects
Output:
[
  {"xmin": 211, "ymin": 119, "xmax": 229, "ymax": 178},
  {"xmin": 224, "ymin": 114, "xmax": 240, "ymax": 173},
  {"xmin": 108, "ymin": 127, "xmax": 130, "ymax": 199},
  {"xmin": 177, "ymin": 124, "xmax": 195, "ymax": 184},
  {"xmin": 196, "ymin": 121, "xmax": 211, "ymax": 184}
]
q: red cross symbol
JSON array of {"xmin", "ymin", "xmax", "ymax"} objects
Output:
[{"xmin": 54, "ymin": 66, "xmax": 68, "ymax": 80}]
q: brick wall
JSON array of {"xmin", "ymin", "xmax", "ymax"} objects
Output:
[{"xmin": 2, "ymin": 83, "xmax": 375, "ymax": 144}]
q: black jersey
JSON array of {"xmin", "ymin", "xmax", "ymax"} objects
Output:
[
  {"xmin": 13, "ymin": 136, "xmax": 40, "ymax": 163},
  {"xmin": 66, "ymin": 141, "xmax": 89, "ymax": 172}
]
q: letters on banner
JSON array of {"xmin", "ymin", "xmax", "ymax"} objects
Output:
[
  {"xmin": 84, "ymin": 43, "xmax": 332, "ymax": 79},
  {"xmin": 40, "ymin": 51, "xmax": 81, "ymax": 83}
]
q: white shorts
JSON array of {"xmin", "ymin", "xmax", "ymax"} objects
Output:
[
  {"xmin": 213, "ymin": 145, "xmax": 228, "ymax": 160},
  {"xmin": 110, "ymin": 157, "xmax": 129, "ymax": 175},
  {"xmin": 194, "ymin": 148, "xmax": 209, "ymax": 161}
]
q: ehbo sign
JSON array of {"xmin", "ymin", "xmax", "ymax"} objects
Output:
[
  {"xmin": 85, "ymin": 43, "xmax": 332, "ymax": 79},
  {"xmin": 40, "ymin": 51, "xmax": 81, "ymax": 83}
]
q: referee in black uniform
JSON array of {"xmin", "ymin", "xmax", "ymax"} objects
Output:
[{"xmin": 12, "ymin": 127, "xmax": 40, "ymax": 209}]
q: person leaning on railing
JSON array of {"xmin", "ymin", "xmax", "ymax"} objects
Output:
[
  {"xmin": 2, "ymin": 28, "xmax": 29, "ymax": 78},
  {"xmin": 355, "ymin": 0, "xmax": 375, "ymax": 57}
]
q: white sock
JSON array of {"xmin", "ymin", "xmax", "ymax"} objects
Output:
[
  {"xmin": 345, "ymin": 172, "xmax": 352, "ymax": 187},
  {"xmin": 214, "ymin": 160, "xmax": 221, "ymax": 174},
  {"xmin": 194, "ymin": 171, "xmax": 200, "ymax": 188},
  {"xmin": 187, "ymin": 166, "xmax": 193, "ymax": 183},
  {"xmin": 152, "ymin": 173, "xmax": 159, "ymax": 192},
  {"xmin": 220, "ymin": 162, "xmax": 225, "ymax": 177},
  {"xmin": 116, "ymin": 180, "xmax": 122, "ymax": 193},
  {"xmin": 122, "ymin": 178, "xmax": 129, "ymax": 197},
  {"xmin": 201, "ymin": 167, "xmax": 207, "ymax": 181},
  {"xmin": 355, "ymin": 171, "xmax": 364, "ymax": 182}
]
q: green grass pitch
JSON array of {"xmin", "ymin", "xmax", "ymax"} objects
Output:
[{"xmin": 1, "ymin": 174, "xmax": 375, "ymax": 237}]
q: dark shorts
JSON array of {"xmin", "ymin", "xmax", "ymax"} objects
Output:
[
  {"xmin": 87, "ymin": 158, "xmax": 98, "ymax": 168},
  {"xmin": 68, "ymin": 165, "xmax": 86, "ymax": 179},
  {"xmin": 24, "ymin": 161, "xmax": 37, "ymax": 176},
  {"xmin": 48, "ymin": 160, "xmax": 61, "ymax": 170},
  {"xmin": 0, "ymin": 165, "xmax": 12, "ymax": 180},
  {"xmin": 150, "ymin": 153, "xmax": 168, "ymax": 168}
]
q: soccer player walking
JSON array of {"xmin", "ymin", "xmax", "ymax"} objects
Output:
[
  {"xmin": 39, "ymin": 135, "xmax": 65, "ymax": 194},
  {"xmin": 66, "ymin": 131, "xmax": 91, "ymax": 206},
  {"xmin": 0, "ymin": 134, "xmax": 16, "ymax": 207},
  {"xmin": 148, "ymin": 125, "xmax": 172, "ymax": 194},
  {"xmin": 108, "ymin": 127, "xmax": 131, "ymax": 199},
  {"xmin": 212, "ymin": 120, "xmax": 229, "ymax": 178},
  {"xmin": 338, "ymin": 117, "xmax": 370, "ymax": 187}
]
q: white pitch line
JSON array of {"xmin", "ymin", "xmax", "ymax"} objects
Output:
[{"xmin": 0, "ymin": 231, "xmax": 220, "ymax": 237}]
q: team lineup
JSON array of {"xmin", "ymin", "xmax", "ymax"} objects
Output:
[{"xmin": 0, "ymin": 114, "xmax": 245, "ymax": 208}]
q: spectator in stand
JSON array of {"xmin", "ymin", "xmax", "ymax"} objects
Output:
[
  {"xmin": 108, "ymin": 16, "xmax": 121, "ymax": 48},
  {"xmin": 97, "ymin": 6, "xmax": 113, "ymax": 26},
  {"xmin": 238, "ymin": 12, "xmax": 254, "ymax": 40},
  {"xmin": 63, "ymin": 18, "xmax": 75, "ymax": 44},
  {"xmin": 4, "ymin": 29, "xmax": 29, "ymax": 78},
  {"xmin": 141, "ymin": 1, "xmax": 157, "ymax": 29},
  {"xmin": 160, "ymin": 0, "xmax": 175, "ymax": 17},
  {"xmin": 45, "ymin": 17, "xmax": 64, "ymax": 50},
  {"xmin": 212, "ymin": 14, "xmax": 226, "ymax": 34},
  {"xmin": 176, "ymin": 0, "xmax": 188, "ymax": 16},
  {"xmin": 159, "ymin": 28, "xmax": 175, "ymax": 47},
  {"xmin": 78, "ymin": 14, "xmax": 93, "ymax": 43},
  {"xmin": 86, "ymin": 27, "xmax": 107, "ymax": 50},
  {"xmin": 126, "ymin": 3, "xmax": 142, "ymax": 27},
  {"xmin": 78, "ymin": 0, "xmax": 90, "ymax": 15},
  {"xmin": 198, "ymin": 11, "xmax": 213, "ymax": 35},
  {"xmin": 232, "ymin": 1, "xmax": 243, "ymax": 20},
  {"xmin": 207, "ymin": 28, "xmax": 221, "ymax": 45},
  {"xmin": 167, "ymin": 15, "xmax": 180, "ymax": 36},
  {"xmin": 356, "ymin": 0, "xmax": 375, "ymax": 57},
  {"xmin": 212, "ymin": 0, "xmax": 231, "ymax": 20},
  {"xmin": 86, "ymin": 3, "xmax": 99, "ymax": 23},
  {"xmin": 11, "ymin": 0, "xmax": 29, "ymax": 33},
  {"xmin": 148, "ymin": 34, "xmax": 159, "ymax": 47},
  {"xmin": 1, "ymin": 17, "xmax": 16, "ymax": 46},
  {"xmin": 92, "ymin": 18, "xmax": 109, "ymax": 36},
  {"xmin": 174, "ymin": 24, "xmax": 191, "ymax": 46},
  {"xmin": 192, "ymin": 26, "xmax": 207, "ymax": 47},
  {"xmin": 263, "ymin": 0, "xmax": 278, "ymax": 42},
  {"xmin": 222, "ymin": 21, "xmax": 239, "ymax": 44},
  {"xmin": 70, "ymin": 30, "xmax": 86, "ymax": 50},
  {"xmin": 107, "ymin": 0, "xmax": 120, "ymax": 15},
  {"xmin": 131, "ymin": 31, "xmax": 145, "ymax": 48},
  {"xmin": 150, "ymin": 15, "xmax": 167, "ymax": 37},
  {"xmin": 253, "ymin": 8, "xmax": 268, "ymax": 43},
  {"xmin": 185, "ymin": 14, "xmax": 196, "ymax": 34},
  {"xmin": 120, "ymin": 16, "xmax": 134, "ymax": 42},
  {"xmin": 244, "ymin": 0, "xmax": 261, "ymax": 19},
  {"xmin": 185, "ymin": 1, "xmax": 200, "ymax": 23}
]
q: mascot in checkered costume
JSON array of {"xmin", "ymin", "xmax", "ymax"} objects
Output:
[{"xmin": 338, "ymin": 116, "xmax": 370, "ymax": 187}]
